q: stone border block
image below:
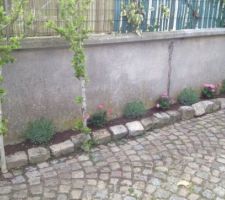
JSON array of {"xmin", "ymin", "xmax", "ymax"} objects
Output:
[
  {"xmin": 192, "ymin": 102, "xmax": 206, "ymax": 116},
  {"xmin": 28, "ymin": 147, "xmax": 50, "ymax": 164},
  {"xmin": 92, "ymin": 129, "xmax": 111, "ymax": 144},
  {"xmin": 71, "ymin": 134, "xmax": 91, "ymax": 150},
  {"xmin": 109, "ymin": 125, "xmax": 128, "ymax": 140},
  {"xmin": 125, "ymin": 121, "xmax": 144, "ymax": 137},
  {"xmin": 166, "ymin": 110, "xmax": 181, "ymax": 123},
  {"xmin": 141, "ymin": 117, "xmax": 161, "ymax": 131},
  {"xmin": 179, "ymin": 106, "xmax": 195, "ymax": 120},
  {"xmin": 49, "ymin": 140, "xmax": 74, "ymax": 157},
  {"xmin": 211, "ymin": 99, "xmax": 221, "ymax": 112},
  {"xmin": 201, "ymin": 101, "xmax": 214, "ymax": 114},
  {"xmin": 153, "ymin": 112, "xmax": 172, "ymax": 125},
  {"xmin": 6, "ymin": 151, "xmax": 28, "ymax": 170},
  {"xmin": 215, "ymin": 98, "xmax": 225, "ymax": 109}
]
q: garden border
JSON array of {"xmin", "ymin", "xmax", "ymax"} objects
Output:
[{"xmin": 5, "ymin": 98, "xmax": 225, "ymax": 170}]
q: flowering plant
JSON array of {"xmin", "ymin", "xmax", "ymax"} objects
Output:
[
  {"xmin": 202, "ymin": 83, "xmax": 218, "ymax": 99},
  {"xmin": 87, "ymin": 104, "xmax": 112, "ymax": 128},
  {"xmin": 156, "ymin": 93, "xmax": 171, "ymax": 110}
]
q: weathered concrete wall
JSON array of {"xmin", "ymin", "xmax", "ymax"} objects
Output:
[{"xmin": 3, "ymin": 29, "xmax": 225, "ymax": 144}]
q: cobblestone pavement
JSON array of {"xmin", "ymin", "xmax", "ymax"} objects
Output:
[{"xmin": 2, "ymin": 110, "xmax": 225, "ymax": 200}]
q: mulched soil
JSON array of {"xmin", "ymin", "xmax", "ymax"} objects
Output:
[
  {"xmin": 5, "ymin": 130, "xmax": 79, "ymax": 156},
  {"xmin": 5, "ymin": 93, "xmax": 225, "ymax": 156}
]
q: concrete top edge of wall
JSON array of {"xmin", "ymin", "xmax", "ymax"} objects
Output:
[{"xmin": 20, "ymin": 28, "xmax": 225, "ymax": 50}]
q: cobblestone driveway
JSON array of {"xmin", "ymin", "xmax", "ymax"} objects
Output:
[{"xmin": 1, "ymin": 110, "xmax": 225, "ymax": 200}]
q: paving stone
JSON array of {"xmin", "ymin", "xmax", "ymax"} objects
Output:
[
  {"xmin": 71, "ymin": 134, "xmax": 91, "ymax": 149},
  {"xmin": 70, "ymin": 189, "xmax": 82, "ymax": 199},
  {"xmin": 109, "ymin": 125, "xmax": 128, "ymax": 139},
  {"xmin": 213, "ymin": 186, "xmax": 225, "ymax": 197},
  {"xmin": 2, "ymin": 109, "xmax": 225, "ymax": 200},
  {"xmin": 92, "ymin": 129, "xmax": 111, "ymax": 144},
  {"xmin": 179, "ymin": 106, "xmax": 195, "ymax": 120},
  {"xmin": 57, "ymin": 194, "xmax": 68, "ymax": 200},
  {"xmin": 188, "ymin": 193, "xmax": 200, "ymax": 200},
  {"xmin": 6, "ymin": 151, "xmax": 28, "ymax": 170},
  {"xmin": 202, "ymin": 189, "xmax": 215, "ymax": 199},
  {"xmin": 0, "ymin": 186, "xmax": 12, "ymax": 194},
  {"xmin": 125, "ymin": 121, "xmax": 145, "ymax": 137},
  {"xmin": 28, "ymin": 147, "xmax": 50, "ymax": 164},
  {"xmin": 49, "ymin": 140, "xmax": 74, "ymax": 157}
]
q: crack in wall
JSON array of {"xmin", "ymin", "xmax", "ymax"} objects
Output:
[{"xmin": 167, "ymin": 41, "xmax": 174, "ymax": 97}]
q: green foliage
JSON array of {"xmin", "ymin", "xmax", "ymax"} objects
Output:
[
  {"xmin": 202, "ymin": 88, "xmax": 214, "ymax": 99},
  {"xmin": 201, "ymin": 84, "xmax": 217, "ymax": 99},
  {"xmin": 0, "ymin": 0, "xmax": 30, "ymax": 135},
  {"xmin": 0, "ymin": 119, "xmax": 7, "ymax": 135},
  {"xmin": 47, "ymin": 0, "xmax": 91, "ymax": 80},
  {"xmin": 74, "ymin": 119, "xmax": 91, "ymax": 134},
  {"xmin": 87, "ymin": 110, "xmax": 107, "ymax": 128},
  {"xmin": 123, "ymin": 101, "xmax": 146, "ymax": 119},
  {"xmin": 25, "ymin": 118, "xmax": 55, "ymax": 145},
  {"xmin": 178, "ymin": 88, "xmax": 200, "ymax": 106},
  {"xmin": 82, "ymin": 139, "xmax": 95, "ymax": 152},
  {"xmin": 121, "ymin": 0, "xmax": 145, "ymax": 35},
  {"xmin": 75, "ymin": 96, "xmax": 83, "ymax": 104},
  {"xmin": 47, "ymin": 0, "xmax": 91, "ymax": 137},
  {"xmin": 220, "ymin": 80, "xmax": 225, "ymax": 94},
  {"xmin": 156, "ymin": 95, "xmax": 171, "ymax": 110},
  {"xmin": 161, "ymin": 5, "xmax": 170, "ymax": 18}
]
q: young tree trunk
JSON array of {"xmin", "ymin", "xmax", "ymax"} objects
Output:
[
  {"xmin": 0, "ymin": 135, "xmax": 7, "ymax": 173},
  {"xmin": 81, "ymin": 78, "xmax": 87, "ymax": 127},
  {"xmin": 0, "ymin": 69, "xmax": 7, "ymax": 173}
]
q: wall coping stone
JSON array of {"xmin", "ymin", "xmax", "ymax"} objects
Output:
[{"xmin": 20, "ymin": 28, "xmax": 225, "ymax": 50}]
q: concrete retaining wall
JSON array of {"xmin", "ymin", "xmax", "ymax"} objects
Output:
[{"xmin": 3, "ymin": 29, "xmax": 225, "ymax": 144}]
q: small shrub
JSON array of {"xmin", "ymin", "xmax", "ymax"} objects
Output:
[
  {"xmin": 123, "ymin": 101, "xmax": 146, "ymax": 119},
  {"xmin": 25, "ymin": 118, "xmax": 55, "ymax": 145},
  {"xmin": 201, "ymin": 83, "xmax": 217, "ymax": 99},
  {"xmin": 178, "ymin": 88, "xmax": 200, "ymax": 106},
  {"xmin": 87, "ymin": 104, "xmax": 108, "ymax": 128},
  {"xmin": 74, "ymin": 119, "xmax": 91, "ymax": 134},
  {"xmin": 156, "ymin": 93, "xmax": 171, "ymax": 110},
  {"xmin": 220, "ymin": 80, "xmax": 225, "ymax": 94}
]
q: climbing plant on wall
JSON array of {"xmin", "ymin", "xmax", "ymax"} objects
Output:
[{"xmin": 0, "ymin": 0, "xmax": 32, "ymax": 173}]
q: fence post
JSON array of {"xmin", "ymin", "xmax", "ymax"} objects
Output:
[{"xmin": 173, "ymin": 0, "xmax": 178, "ymax": 30}]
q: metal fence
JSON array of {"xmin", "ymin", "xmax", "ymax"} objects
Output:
[{"xmin": 6, "ymin": 0, "xmax": 225, "ymax": 37}]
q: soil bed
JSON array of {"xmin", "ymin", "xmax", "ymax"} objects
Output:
[{"xmin": 5, "ymin": 93, "xmax": 224, "ymax": 156}]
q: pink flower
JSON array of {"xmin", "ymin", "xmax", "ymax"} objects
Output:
[
  {"xmin": 107, "ymin": 108, "xmax": 113, "ymax": 115},
  {"xmin": 97, "ymin": 104, "xmax": 105, "ymax": 110},
  {"xmin": 203, "ymin": 83, "xmax": 210, "ymax": 88},
  {"xmin": 156, "ymin": 103, "xmax": 160, "ymax": 108},
  {"xmin": 161, "ymin": 92, "xmax": 168, "ymax": 98},
  {"xmin": 203, "ymin": 83, "xmax": 216, "ymax": 89}
]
